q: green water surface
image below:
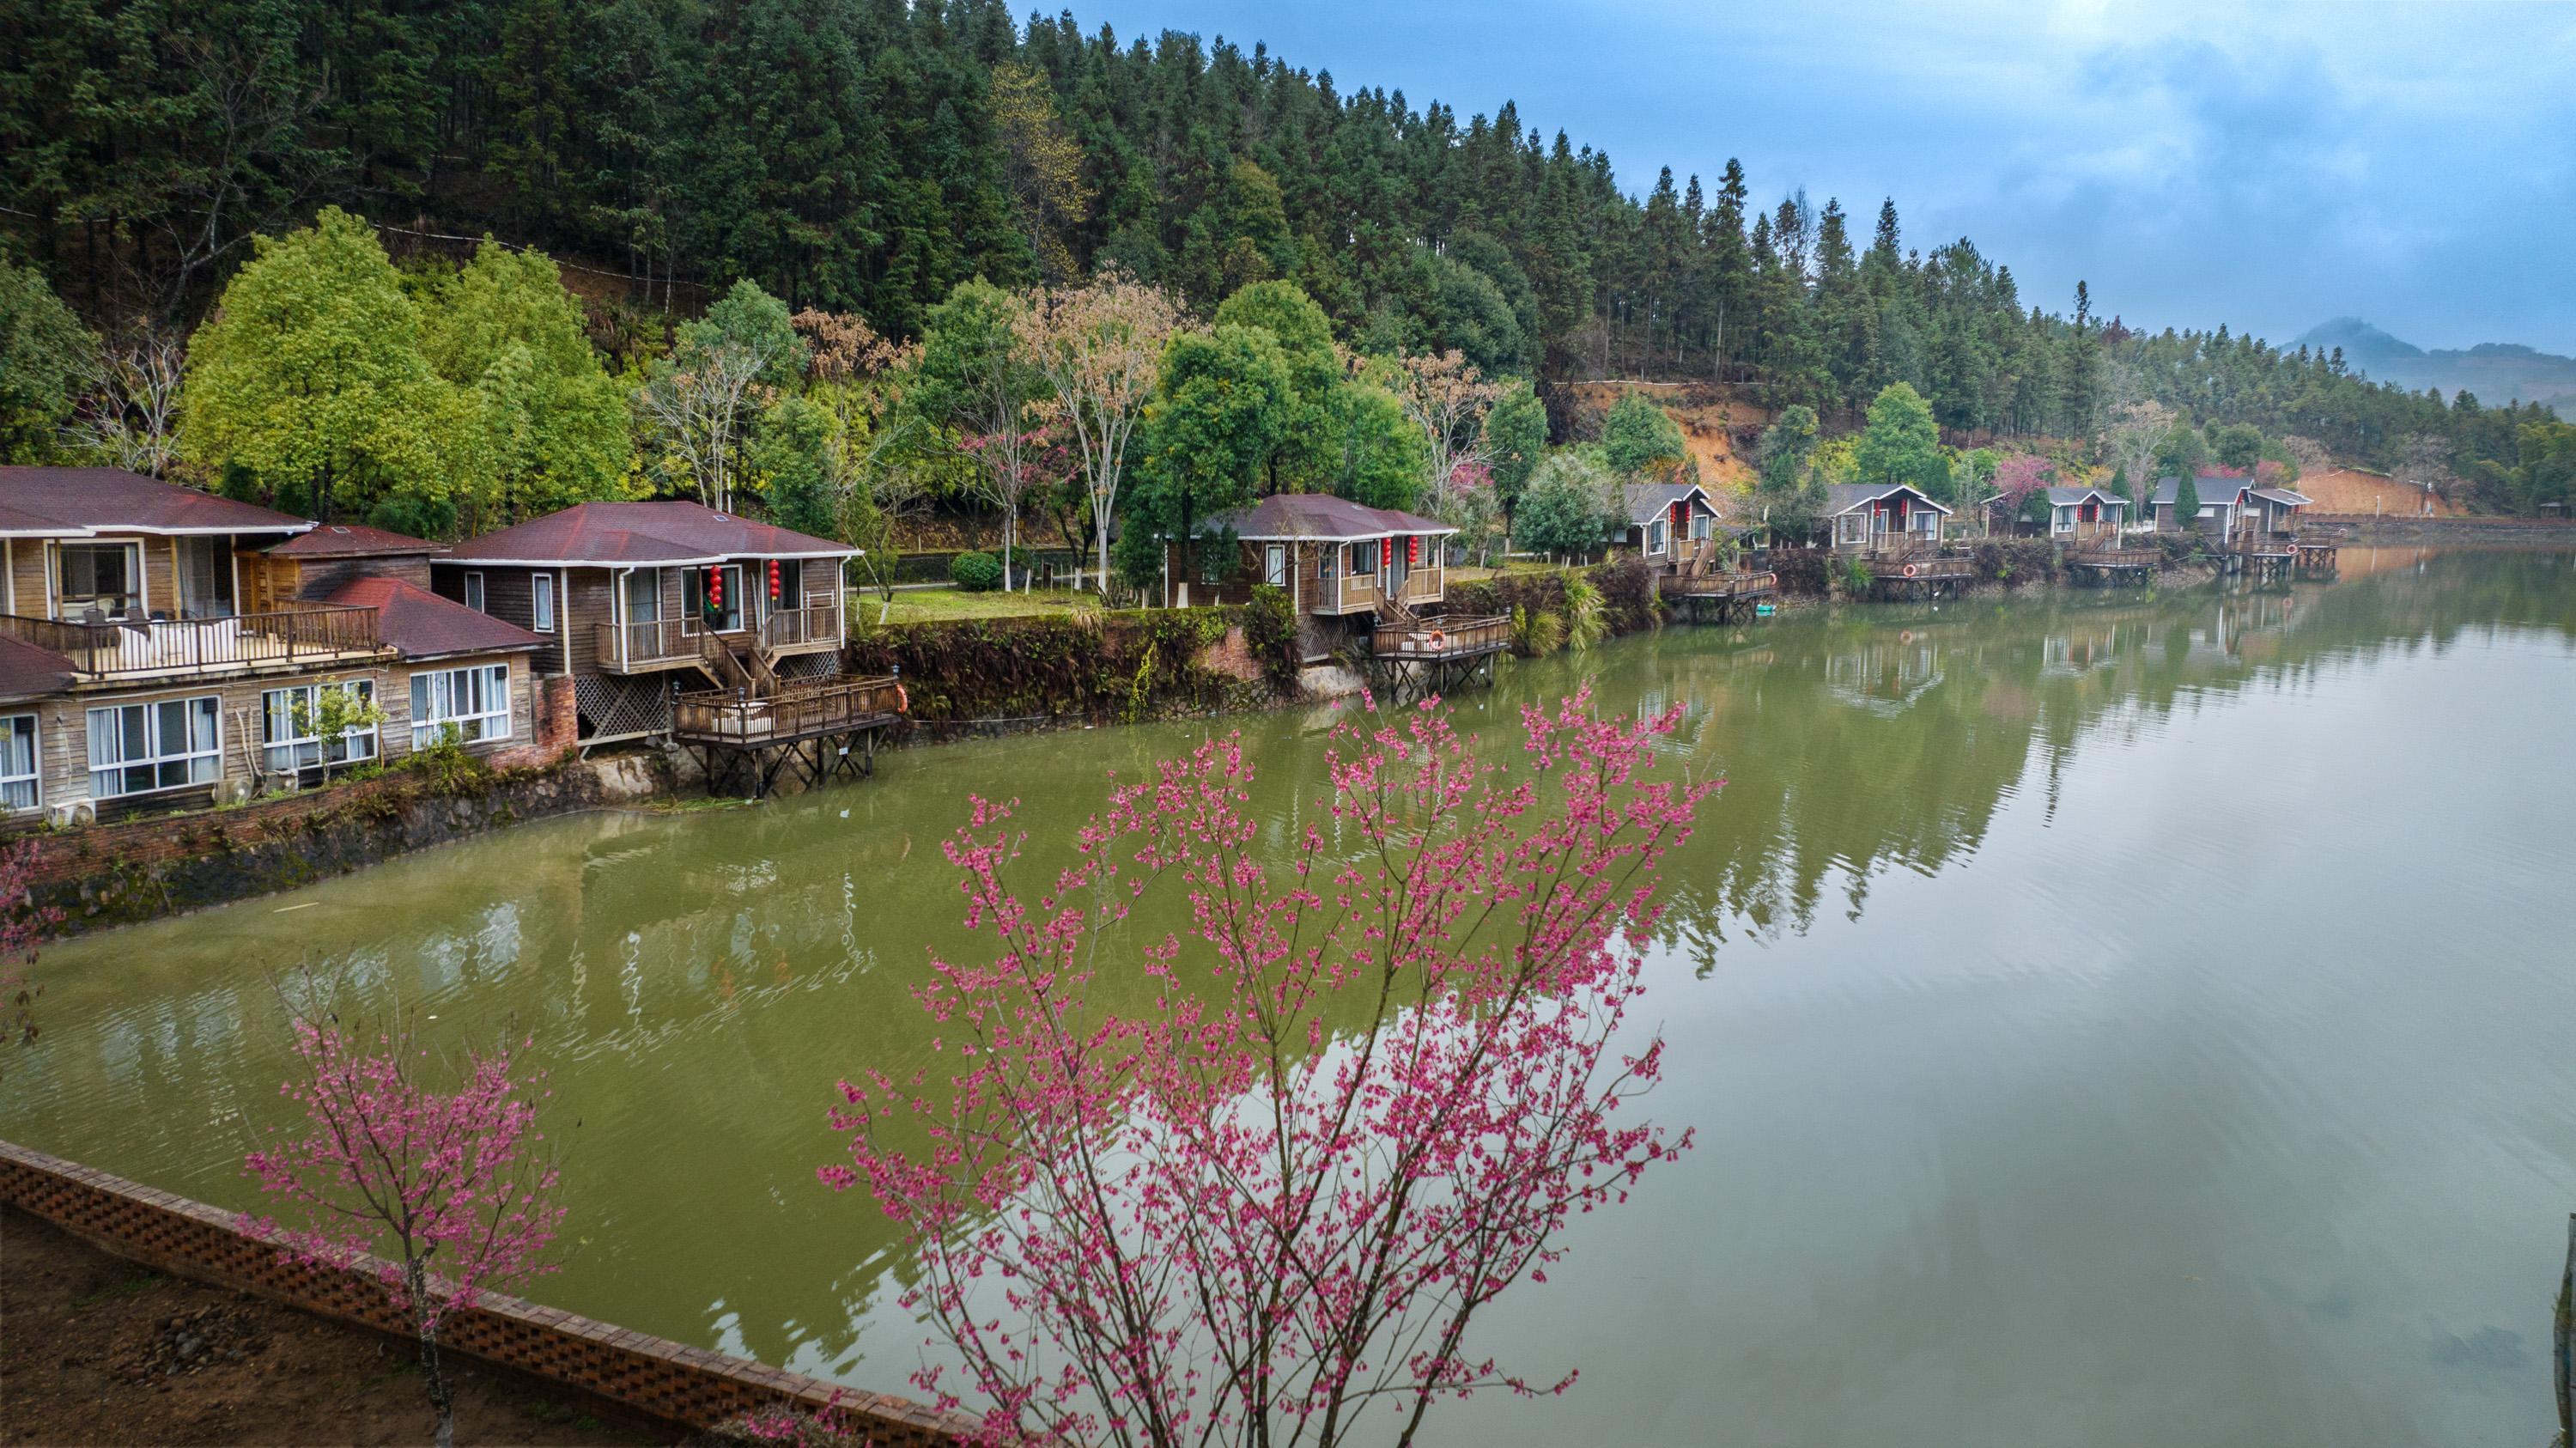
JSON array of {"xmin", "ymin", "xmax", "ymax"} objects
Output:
[{"xmin": 8, "ymin": 546, "xmax": 2574, "ymax": 1446}]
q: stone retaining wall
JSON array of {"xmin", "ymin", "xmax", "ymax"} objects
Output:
[
  {"xmin": 0, "ymin": 1140, "xmax": 970, "ymax": 1444},
  {"xmin": 17, "ymin": 748, "xmax": 665, "ymax": 936}
]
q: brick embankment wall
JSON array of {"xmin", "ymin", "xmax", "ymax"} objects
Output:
[
  {"xmin": 2303, "ymin": 514, "xmax": 2576, "ymax": 546},
  {"xmin": 0, "ymin": 1141, "xmax": 973, "ymax": 1445}
]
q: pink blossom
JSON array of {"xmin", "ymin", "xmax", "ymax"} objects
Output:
[
  {"xmin": 243, "ymin": 1017, "xmax": 563, "ymax": 1448},
  {"xmin": 823, "ymin": 692, "xmax": 1714, "ymax": 1445}
]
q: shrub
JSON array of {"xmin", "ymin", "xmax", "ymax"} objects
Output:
[
  {"xmin": 1511, "ymin": 605, "xmax": 1566, "ymax": 658},
  {"xmin": 1561, "ymin": 573, "xmax": 1607, "ymax": 650},
  {"xmin": 1839, "ymin": 557, "xmax": 1874, "ymax": 595},
  {"xmin": 1771, "ymin": 549, "xmax": 1830, "ymax": 597},
  {"xmin": 1589, "ymin": 556, "xmax": 1656, "ymax": 636},
  {"xmin": 949, "ymin": 551, "xmax": 1003, "ymax": 592},
  {"xmin": 1242, "ymin": 585, "xmax": 1301, "ymax": 691}
]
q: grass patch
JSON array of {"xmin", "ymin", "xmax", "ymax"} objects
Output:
[{"xmin": 854, "ymin": 587, "xmax": 1104, "ymax": 625}]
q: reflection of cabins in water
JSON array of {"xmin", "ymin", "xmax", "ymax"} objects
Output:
[
  {"xmin": 1823, "ymin": 635, "xmax": 1946, "ymax": 715},
  {"xmin": 2039, "ymin": 625, "xmax": 2122, "ymax": 677}
]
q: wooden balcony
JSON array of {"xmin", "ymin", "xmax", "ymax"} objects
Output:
[
  {"xmin": 672, "ymin": 673, "xmax": 903, "ymax": 745},
  {"xmin": 1370, "ymin": 613, "xmax": 1510, "ymax": 661},
  {"xmin": 0, "ymin": 604, "xmax": 384, "ymax": 683},
  {"xmin": 595, "ymin": 618, "xmax": 705, "ymax": 672},
  {"xmin": 755, "ymin": 598, "xmax": 841, "ymax": 654}
]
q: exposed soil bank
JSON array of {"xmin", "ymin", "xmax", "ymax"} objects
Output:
[{"xmin": 0, "ymin": 1206, "xmax": 659, "ymax": 1447}]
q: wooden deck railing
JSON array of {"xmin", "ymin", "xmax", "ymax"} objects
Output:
[
  {"xmin": 1666, "ymin": 569, "xmax": 1778, "ymax": 599},
  {"xmin": 1371, "ymin": 614, "xmax": 1511, "ymax": 660},
  {"xmin": 0, "ymin": 604, "xmax": 381, "ymax": 680},
  {"xmin": 671, "ymin": 673, "xmax": 903, "ymax": 743},
  {"xmin": 756, "ymin": 599, "xmax": 841, "ymax": 651},
  {"xmin": 595, "ymin": 618, "xmax": 702, "ymax": 671}
]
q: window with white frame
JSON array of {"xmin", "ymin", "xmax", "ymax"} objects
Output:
[
  {"xmin": 531, "ymin": 573, "xmax": 556, "ymax": 632},
  {"xmin": 88, "ymin": 695, "xmax": 222, "ymax": 798},
  {"xmin": 2053, "ymin": 507, "xmax": 2076, "ymax": 534},
  {"xmin": 410, "ymin": 664, "xmax": 512, "ymax": 748},
  {"xmin": 1647, "ymin": 520, "xmax": 1668, "ymax": 554},
  {"xmin": 0, "ymin": 715, "xmax": 37, "ymax": 811},
  {"xmin": 262, "ymin": 680, "xmax": 379, "ymax": 774},
  {"xmin": 1264, "ymin": 545, "xmax": 1287, "ymax": 587},
  {"xmin": 57, "ymin": 541, "xmax": 143, "ymax": 619},
  {"xmin": 1838, "ymin": 514, "xmax": 1865, "ymax": 545},
  {"xmin": 462, "ymin": 572, "xmax": 486, "ymax": 612}
]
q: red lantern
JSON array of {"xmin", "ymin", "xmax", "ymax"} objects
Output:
[
  {"xmin": 707, "ymin": 566, "xmax": 722, "ymax": 609},
  {"xmin": 768, "ymin": 558, "xmax": 781, "ymax": 600},
  {"xmin": 1406, "ymin": 535, "xmax": 1420, "ymax": 565}
]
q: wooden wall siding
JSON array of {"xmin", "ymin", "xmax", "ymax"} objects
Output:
[
  {"xmin": 2, "ymin": 654, "xmax": 534, "ymax": 820},
  {"xmin": 460, "ymin": 567, "xmax": 561, "ymax": 675},
  {"xmin": 6, "ymin": 539, "xmax": 43, "ymax": 616},
  {"xmin": 284, "ymin": 556, "xmax": 435, "ymax": 601},
  {"xmin": 566, "ymin": 569, "xmax": 611, "ymax": 676}
]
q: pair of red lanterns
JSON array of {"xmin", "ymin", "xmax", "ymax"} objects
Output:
[{"xmin": 699, "ymin": 560, "xmax": 783, "ymax": 608}]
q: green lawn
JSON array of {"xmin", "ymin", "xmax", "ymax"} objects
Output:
[{"xmin": 850, "ymin": 587, "xmax": 1103, "ymax": 625}]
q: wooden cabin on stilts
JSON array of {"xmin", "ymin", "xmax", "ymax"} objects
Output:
[{"xmin": 1165, "ymin": 495, "xmax": 1509, "ymax": 703}]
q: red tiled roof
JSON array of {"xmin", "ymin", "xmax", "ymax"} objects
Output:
[
  {"xmin": 326, "ymin": 576, "xmax": 544, "ymax": 661},
  {"xmin": 442, "ymin": 501, "xmax": 854, "ymax": 566},
  {"xmin": 0, "ymin": 467, "xmax": 311, "ymax": 535},
  {"xmin": 1203, "ymin": 494, "xmax": 1455, "ymax": 541},
  {"xmin": 0, "ymin": 633, "xmax": 72, "ymax": 702},
  {"xmin": 267, "ymin": 522, "xmax": 447, "ymax": 559}
]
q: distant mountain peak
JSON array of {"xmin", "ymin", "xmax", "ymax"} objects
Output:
[
  {"xmin": 2291, "ymin": 319, "xmax": 2575, "ymax": 416},
  {"xmin": 2295, "ymin": 317, "xmax": 2424, "ymax": 362}
]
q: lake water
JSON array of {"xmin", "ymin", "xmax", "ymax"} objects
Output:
[{"xmin": 8, "ymin": 546, "xmax": 2574, "ymax": 1446}]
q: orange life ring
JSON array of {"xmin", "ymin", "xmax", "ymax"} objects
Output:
[
  {"xmin": 1428, "ymin": 630, "xmax": 1446, "ymax": 649},
  {"xmin": 894, "ymin": 682, "xmax": 909, "ymax": 715},
  {"xmin": 1903, "ymin": 563, "xmax": 1919, "ymax": 578}
]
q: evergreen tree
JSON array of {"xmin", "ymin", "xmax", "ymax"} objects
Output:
[{"xmin": 1600, "ymin": 391, "xmax": 1686, "ymax": 477}]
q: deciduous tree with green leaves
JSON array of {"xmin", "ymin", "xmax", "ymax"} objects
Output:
[
  {"xmin": 1513, "ymin": 448, "xmax": 1616, "ymax": 559},
  {"xmin": 1854, "ymin": 382, "xmax": 1947, "ymax": 498},
  {"xmin": 0, "ymin": 254, "xmax": 94, "ymax": 461},
  {"xmin": 1601, "ymin": 391, "xmax": 1687, "ymax": 478},
  {"xmin": 422, "ymin": 240, "xmax": 635, "ymax": 529},
  {"xmin": 180, "ymin": 209, "xmax": 477, "ymax": 524},
  {"xmin": 1482, "ymin": 378, "xmax": 1548, "ymax": 528},
  {"xmin": 917, "ymin": 279, "xmax": 1048, "ymax": 590},
  {"xmin": 1119, "ymin": 324, "xmax": 1293, "ymax": 589}
]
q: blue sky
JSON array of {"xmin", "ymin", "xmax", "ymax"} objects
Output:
[{"xmin": 1073, "ymin": 0, "xmax": 2576, "ymax": 354}]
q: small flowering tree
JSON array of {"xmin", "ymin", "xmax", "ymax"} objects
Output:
[
  {"xmin": 0, "ymin": 839, "xmax": 62, "ymax": 1080},
  {"xmin": 244, "ymin": 1011, "xmax": 565, "ymax": 1448},
  {"xmin": 824, "ymin": 693, "xmax": 1713, "ymax": 1446}
]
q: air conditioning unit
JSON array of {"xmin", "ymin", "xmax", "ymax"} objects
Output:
[
  {"xmin": 211, "ymin": 778, "xmax": 255, "ymax": 806},
  {"xmin": 47, "ymin": 800, "xmax": 95, "ymax": 830}
]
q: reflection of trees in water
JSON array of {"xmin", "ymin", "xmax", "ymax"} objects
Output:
[{"xmin": 1515, "ymin": 551, "xmax": 2576, "ymax": 954}]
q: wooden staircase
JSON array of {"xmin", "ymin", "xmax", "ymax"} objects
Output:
[{"xmin": 696, "ymin": 632, "xmax": 782, "ymax": 699}]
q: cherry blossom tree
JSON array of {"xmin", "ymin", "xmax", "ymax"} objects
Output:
[
  {"xmin": 1991, "ymin": 453, "xmax": 2057, "ymax": 528},
  {"xmin": 0, "ymin": 840, "xmax": 62, "ymax": 1080},
  {"xmin": 823, "ymin": 692, "xmax": 1712, "ymax": 1447},
  {"xmin": 244, "ymin": 1011, "xmax": 564, "ymax": 1448}
]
